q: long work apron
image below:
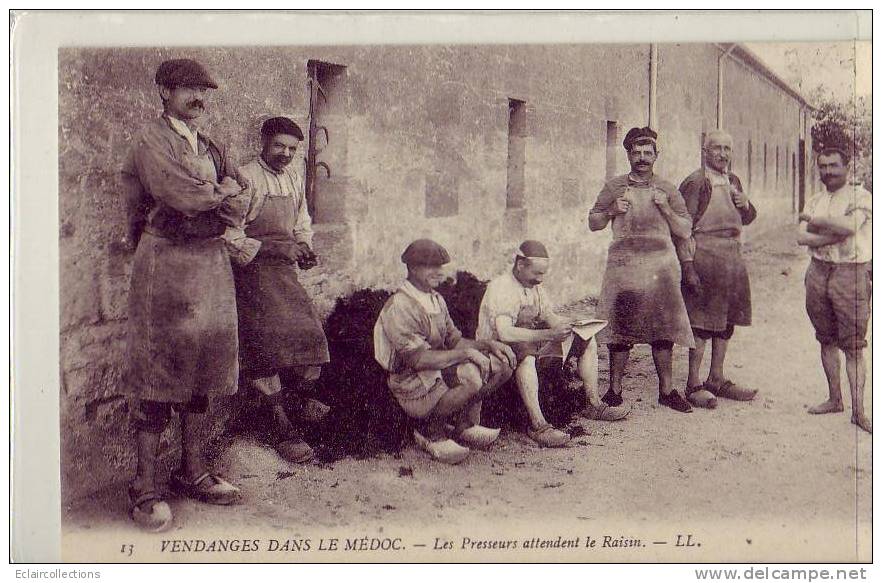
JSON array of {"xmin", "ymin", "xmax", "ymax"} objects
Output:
[
  {"xmin": 597, "ymin": 185, "xmax": 694, "ymax": 348},
  {"xmin": 683, "ymin": 181, "xmax": 751, "ymax": 332},
  {"xmin": 126, "ymin": 151, "xmax": 239, "ymax": 403},
  {"xmin": 234, "ymin": 194, "xmax": 330, "ymax": 375},
  {"xmin": 686, "ymin": 235, "xmax": 751, "ymax": 332}
]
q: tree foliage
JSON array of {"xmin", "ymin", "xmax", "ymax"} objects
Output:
[{"xmin": 809, "ymin": 87, "xmax": 872, "ymax": 188}]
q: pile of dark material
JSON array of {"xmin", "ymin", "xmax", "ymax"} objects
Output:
[
  {"xmin": 306, "ymin": 287, "xmax": 407, "ymax": 462},
  {"xmin": 273, "ymin": 272, "xmax": 585, "ymax": 462}
]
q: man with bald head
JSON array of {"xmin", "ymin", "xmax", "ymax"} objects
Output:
[
  {"xmin": 677, "ymin": 129, "xmax": 758, "ymax": 408},
  {"xmin": 477, "ymin": 240, "xmax": 630, "ymax": 448}
]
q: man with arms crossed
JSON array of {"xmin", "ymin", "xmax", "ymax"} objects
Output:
[
  {"xmin": 798, "ymin": 146, "xmax": 872, "ymax": 433},
  {"xmin": 122, "ymin": 58, "xmax": 248, "ymax": 531}
]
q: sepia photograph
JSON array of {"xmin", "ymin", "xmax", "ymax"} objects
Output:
[{"xmin": 11, "ymin": 9, "xmax": 873, "ymax": 566}]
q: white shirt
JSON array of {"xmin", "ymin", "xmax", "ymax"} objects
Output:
[
  {"xmin": 476, "ymin": 271, "xmax": 550, "ymax": 341},
  {"xmin": 166, "ymin": 115, "xmax": 199, "ymax": 154},
  {"xmin": 400, "ymin": 280, "xmax": 443, "ymax": 315},
  {"xmin": 804, "ymin": 183, "xmax": 873, "ymax": 264},
  {"xmin": 237, "ymin": 158, "xmax": 314, "ymax": 247}
]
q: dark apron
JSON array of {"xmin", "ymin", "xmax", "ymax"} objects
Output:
[
  {"xmin": 684, "ymin": 233, "xmax": 751, "ymax": 331},
  {"xmin": 234, "ymin": 195, "xmax": 329, "ymax": 374},
  {"xmin": 597, "ymin": 185, "xmax": 694, "ymax": 348}
]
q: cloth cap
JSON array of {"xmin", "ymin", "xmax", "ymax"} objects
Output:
[
  {"xmin": 155, "ymin": 58, "xmax": 218, "ymax": 89},
  {"xmin": 623, "ymin": 126, "xmax": 658, "ymax": 151},
  {"xmin": 261, "ymin": 116, "xmax": 304, "ymax": 141},
  {"xmin": 401, "ymin": 239, "xmax": 451, "ymax": 266},
  {"xmin": 516, "ymin": 240, "xmax": 549, "ymax": 259}
]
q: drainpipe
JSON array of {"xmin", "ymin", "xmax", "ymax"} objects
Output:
[
  {"xmin": 716, "ymin": 43, "xmax": 737, "ymax": 129},
  {"xmin": 648, "ymin": 44, "xmax": 658, "ymax": 129}
]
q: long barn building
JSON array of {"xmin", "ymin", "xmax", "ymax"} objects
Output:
[{"xmin": 58, "ymin": 43, "xmax": 812, "ymax": 501}]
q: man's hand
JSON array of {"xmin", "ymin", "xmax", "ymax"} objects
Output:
[
  {"xmin": 652, "ymin": 190, "xmax": 671, "ymax": 211},
  {"xmin": 481, "ymin": 340, "xmax": 517, "ymax": 370},
  {"xmin": 798, "ymin": 212, "xmax": 812, "ymax": 223},
  {"xmin": 462, "ymin": 348, "xmax": 491, "ymax": 380},
  {"xmin": 609, "ymin": 197, "xmax": 631, "ymax": 216},
  {"xmin": 731, "ymin": 186, "xmax": 749, "ymax": 210},
  {"xmin": 682, "ymin": 261, "xmax": 701, "ymax": 292},
  {"xmin": 216, "ymin": 176, "xmax": 244, "ymax": 198},
  {"xmin": 291, "ymin": 242, "xmax": 311, "ymax": 262},
  {"xmin": 219, "ymin": 190, "xmax": 250, "ymax": 223},
  {"xmin": 544, "ymin": 322, "xmax": 572, "ymax": 341},
  {"xmin": 231, "ymin": 168, "xmax": 250, "ymax": 192}
]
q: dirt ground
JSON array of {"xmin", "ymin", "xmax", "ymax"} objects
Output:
[{"xmin": 63, "ymin": 225, "xmax": 872, "ymax": 563}]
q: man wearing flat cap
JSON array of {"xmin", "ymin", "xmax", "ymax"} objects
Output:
[
  {"xmin": 374, "ymin": 239, "xmax": 516, "ymax": 464},
  {"xmin": 588, "ymin": 126, "xmax": 695, "ymax": 413},
  {"xmin": 676, "ymin": 130, "xmax": 758, "ymax": 409},
  {"xmin": 477, "ymin": 240, "xmax": 630, "ymax": 448},
  {"xmin": 229, "ymin": 116, "xmax": 331, "ymax": 463},
  {"xmin": 798, "ymin": 145, "xmax": 872, "ymax": 433},
  {"xmin": 121, "ymin": 58, "xmax": 249, "ymax": 531}
]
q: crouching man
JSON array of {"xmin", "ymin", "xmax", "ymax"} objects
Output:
[
  {"xmin": 477, "ymin": 240, "xmax": 630, "ymax": 449},
  {"xmin": 374, "ymin": 239, "xmax": 516, "ymax": 464}
]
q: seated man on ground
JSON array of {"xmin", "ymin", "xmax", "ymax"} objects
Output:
[
  {"xmin": 374, "ymin": 239, "xmax": 517, "ymax": 464},
  {"xmin": 477, "ymin": 240, "xmax": 630, "ymax": 448}
]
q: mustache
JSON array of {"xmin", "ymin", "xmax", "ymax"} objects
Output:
[{"xmin": 186, "ymin": 99, "xmax": 204, "ymax": 109}]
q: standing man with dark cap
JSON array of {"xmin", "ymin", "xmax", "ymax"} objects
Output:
[
  {"xmin": 676, "ymin": 130, "xmax": 759, "ymax": 408},
  {"xmin": 477, "ymin": 240, "xmax": 630, "ymax": 448},
  {"xmin": 229, "ymin": 116, "xmax": 331, "ymax": 463},
  {"xmin": 121, "ymin": 58, "xmax": 249, "ymax": 531},
  {"xmin": 798, "ymin": 146, "xmax": 872, "ymax": 433},
  {"xmin": 374, "ymin": 239, "xmax": 516, "ymax": 464},
  {"xmin": 588, "ymin": 127, "xmax": 695, "ymax": 413}
]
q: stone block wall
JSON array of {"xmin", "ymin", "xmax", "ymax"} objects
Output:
[{"xmin": 59, "ymin": 43, "xmax": 805, "ymax": 502}]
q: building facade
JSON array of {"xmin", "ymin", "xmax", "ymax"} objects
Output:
[{"xmin": 58, "ymin": 43, "xmax": 811, "ymax": 502}]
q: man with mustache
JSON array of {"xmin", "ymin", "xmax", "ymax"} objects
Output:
[
  {"xmin": 231, "ymin": 116, "xmax": 331, "ymax": 463},
  {"xmin": 798, "ymin": 146, "xmax": 872, "ymax": 433},
  {"xmin": 676, "ymin": 130, "xmax": 758, "ymax": 408},
  {"xmin": 374, "ymin": 239, "xmax": 516, "ymax": 464},
  {"xmin": 122, "ymin": 58, "xmax": 249, "ymax": 531},
  {"xmin": 588, "ymin": 127, "xmax": 695, "ymax": 413},
  {"xmin": 476, "ymin": 240, "xmax": 630, "ymax": 449}
]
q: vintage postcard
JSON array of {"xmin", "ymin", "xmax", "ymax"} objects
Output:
[{"xmin": 11, "ymin": 10, "xmax": 873, "ymax": 566}]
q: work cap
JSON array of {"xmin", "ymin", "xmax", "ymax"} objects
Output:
[
  {"xmin": 623, "ymin": 126, "xmax": 658, "ymax": 151},
  {"xmin": 516, "ymin": 240, "xmax": 549, "ymax": 259},
  {"xmin": 155, "ymin": 58, "xmax": 218, "ymax": 89},
  {"xmin": 261, "ymin": 116, "xmax": 304, "ymax": 141},
  {"xmin": 401, "ymin": 239, "xmax": 451, "ymax": 266}
]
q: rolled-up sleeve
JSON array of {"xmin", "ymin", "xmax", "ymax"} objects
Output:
[
  {"xmin": 675, "ymin": 178, "xmax": 700, "ymax": 262},
  {"xmin": 293, "ymin": 194, "xmax": 315, "ymax": 247},
  {"xmin": 131, "ymin": 129, "xmax": 225, "ymax": 217},
  {"xmin": 378, "ymin": 297, "xmax": 433, "ymax": 370},
  {"xmin": 438, "ymin": 297, "xmax": 463, "ymax": 348},
  {"xmin": 588, "ymin": 182, "xmax": 617, "ymax": 222}
]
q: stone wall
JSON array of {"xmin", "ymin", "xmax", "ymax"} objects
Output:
[{"xmin": 59, "ymin": 44, "xmax": 807, "ymax": 503}]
